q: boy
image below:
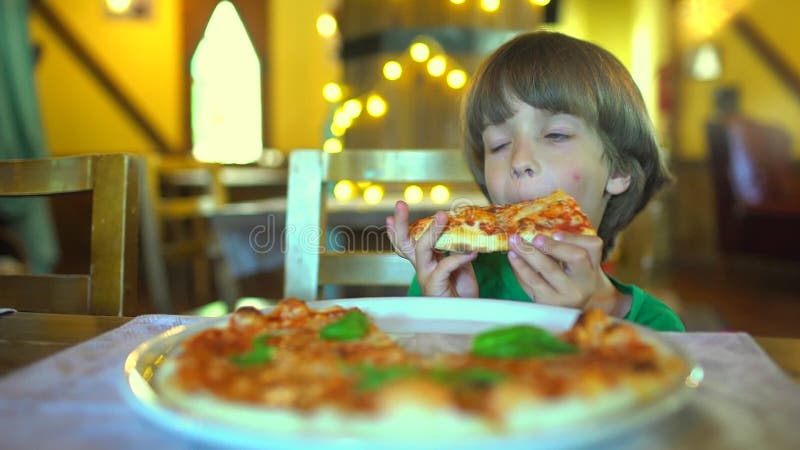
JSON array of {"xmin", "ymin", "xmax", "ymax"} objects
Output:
[{"xmin": 386, "ymin": 31, "xmax": 684, "ymax": 332}]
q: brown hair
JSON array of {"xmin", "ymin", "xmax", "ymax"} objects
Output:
[{"xmin": 463, "ymin": 31, "xmax": 672, "ymax": 259}]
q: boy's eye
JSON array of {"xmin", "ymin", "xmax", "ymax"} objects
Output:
[
  {"xmin": 489, "ymin": 142, "xmax": 509, "ymax": 152},
  {"xmin": 545, "ymin": 133, "xmax": 570, "ymax": 142}
]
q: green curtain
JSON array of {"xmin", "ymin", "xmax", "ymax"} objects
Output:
[{"xmin": 0, "ymin": 0, "xmax": 59, "ymax": 273}]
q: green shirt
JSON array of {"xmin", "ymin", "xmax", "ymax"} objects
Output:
[{"xmin": 408, "ymin": 252, "xmax": 685, "ymax": 332}]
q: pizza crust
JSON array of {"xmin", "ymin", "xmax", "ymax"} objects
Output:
[
  {"xmin": 154, "ymin": 356, "xmax": 658, "ymax": 439},
  {"xmin": 155, "ymin": 358, "xmax": 493, "ymax": 438}
]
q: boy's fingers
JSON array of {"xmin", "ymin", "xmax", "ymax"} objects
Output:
[
  {"xmin": 393, "ymin": 200, "xmax": 409, "ymax": 227},
  {"xmin": 415, "ymin": 211, "xmax": 448, "ymax": 264},
  {"xmin": 527, "ymin": 233, "xmax": 602, "ymax": 274},
  {"xmin": 385, "ymin": 216, "xmax": 406, "ymax": 260},
  {"xmin": 435, "ymin": 251, "xmax": 478, "ymax": 273},
  {"xmin": 510, "ymin": 235, "xmax": 571, "ymax": 287},
  {"xmin": 388, "ymin": 201, "xmax": 416, "ymax": 261},
  {"xmin": 508, "ymin": 250, "xmax": 558, "ymax": 300},
  {"xmin": 425, "ymin": 252, "xmax": 478, "ymax": 293},
  {"xmin": 392, "ymin": 200, "xmax": 410, "ymax": 239}
]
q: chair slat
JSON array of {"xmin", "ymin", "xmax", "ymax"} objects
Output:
[
  {"xmin": 323, "ymin": 149, "xmax": 474, "ymax": 183},
  {"xmin": 284, "ymin": 150, "xmax": 324, "ymax": 301},
  {"xmin": 0, "ymin": 275, "xmax": 90, "ymax": 314},
  {"xmin": 319, "ymin": 253, "xmax": 415, "ymax": 286},
  {"xmin": 158, "ymin": 196, "xmax": 218, "ymax": 219},
  {"xmin": 0, "ymin": 157, "xmax": 93, "ymax": 195},
  {"xmin": 89, "ymin": 154, "xmax": 138, "ymax": 316}
]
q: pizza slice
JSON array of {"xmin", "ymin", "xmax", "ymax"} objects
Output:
[{"xmin": 408, "ymin": 190, "xmax": 596, "ymax": 253}]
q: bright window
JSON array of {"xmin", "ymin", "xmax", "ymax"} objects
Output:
[{"xmin": 191, "ymin": 1, "xmax": 262, "ymax": 164}]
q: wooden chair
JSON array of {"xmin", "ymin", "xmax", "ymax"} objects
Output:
[
  {"xmin": 139, "ymin": 154, "xmax": 239, "ymax": 313},
  {"xmin": 0, "ymin": 154, "xmax": 139, "ymax": 315},
  {"xmin": 706, "ymin": 117, "xmax": 800, "ymax": 260},
  {"xmin": 284, "ymin": 149, "xmax": 480, "ymax": 301}
]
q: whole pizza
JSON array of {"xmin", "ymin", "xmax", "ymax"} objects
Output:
[
  {"xmin": 409, "ymin": 189, "xmax": 596, "ymax": 253},
  {"xmin": 154, "ymin": 298, "xmax": 689, "ymax": 437}
]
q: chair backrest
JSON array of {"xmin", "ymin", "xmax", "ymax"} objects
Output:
[
  {"xmin": 708, "ymin": 116, "xmax": 795, "ymax": 209},
  {"xmin": 706, "ymin": 116, "xmax": 799, "ymax": 255},
  {"xmin": 706, "ymin": 120, "xmax": 737, "ymax": 252},
  {"xmin": 0, "ymin": 154, "xmax": 139, "ymax": 315},
  {"xmin": 283, "ymin": 149, "xmax": 478, "ymax": 301},
  {"xmin": 138, "ymin": 154, "xmax": 237, "ymax": 313}
]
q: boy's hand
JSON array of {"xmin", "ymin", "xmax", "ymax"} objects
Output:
[
  {"xmin": 507, "ymin": 233, "xmax": 630, "ymax": 317},
  {"xmin": 386, "ymin": 202, "xmax": 478, "ymax": 298},
  {"xmin": 385, "ymin": 200, "xmax": 416, "ymax": 264}
]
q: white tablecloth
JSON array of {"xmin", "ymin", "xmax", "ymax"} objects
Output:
[{"xmin": 0, "ymin": 314, "xmax": 798, "ymax": 450}]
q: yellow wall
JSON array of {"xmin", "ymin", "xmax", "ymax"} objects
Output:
[
  {"xmin": 677, "ymin": 0, "xmax": 800, "ymax": 159},
  {"xmin": 30, "ymin": 0, "xmax": 338, "ymax": 156},
  {"xmin": 267, "ymin": 0, "xmax": 341, "ymax": 151},
  {"xmin": 30, "ymin": 0, "xmax": 182, "ymax": 155},
  {"xmin": 553, "ymin": 0, "xmax": 668, "ymax": 139},
  {"xmin": 37, "ymin": 0, "xmax": 800, "ymax": 161}
]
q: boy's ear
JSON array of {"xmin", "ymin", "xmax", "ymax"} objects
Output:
[{"xmin": 605, "ymin": 173, "xmax": 631, "ymax": 195}]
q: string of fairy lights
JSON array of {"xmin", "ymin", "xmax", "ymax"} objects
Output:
[
  {"xmin": 320, "ymin": 35, "xmax": 469, "ymax": 155},
  {"xmin": 317, "ymin": 0, "xmax": 551, "ymax": 205}
]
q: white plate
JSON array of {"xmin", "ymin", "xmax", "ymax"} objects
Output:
[{"xmin": 123, "ymin": 297, "xmax": 702, "ymax": 449}]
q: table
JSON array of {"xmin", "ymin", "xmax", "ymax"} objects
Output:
[
  {"xmin": 0, "ymin": 312, "xmax": 130, "ymax": 376},
  {"xmin": 755, "ymin": 337, "xmax": 800, "ymax": 382},
  {"xmin": 1, "ymin": 312, "xmax": 797, "ymax": 380},
  {"xmin": 1, "ymin": 312, "xmax": 799, "ymax": 449}
]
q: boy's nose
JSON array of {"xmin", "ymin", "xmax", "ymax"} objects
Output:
[
  {"xmin": 512, "ymin": 167, "xmax": 536, "ymax": 179},
  {"xmin": 510, "ymin": 147, "xmax": 538, "ymax": 179}
]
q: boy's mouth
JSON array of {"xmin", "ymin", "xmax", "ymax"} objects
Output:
[{"xmin": 516, "ymin": 188, "xmax": 559, "ymax": 204}]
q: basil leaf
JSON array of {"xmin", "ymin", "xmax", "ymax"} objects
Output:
[
  {"xmin": 353, "ymin": 364, "xmax": 418, "ymax": 391},
  {"xmin": 320, "ymin": 310, "xmax": 369, "ymax": 341},
  {"xmin": 472, "ymin": 325, "xmax": 576, "ymax": 359},
  {"xmin": 230, "ymin": 334, "xmax": 274, "ymax": 367}
]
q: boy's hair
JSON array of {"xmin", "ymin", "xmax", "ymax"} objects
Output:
[{"xmin": 463, "ymin": 31, "xmax": 672, "ymax": 259}]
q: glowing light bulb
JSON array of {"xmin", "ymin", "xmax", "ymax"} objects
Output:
[
  {"xmin": 427, "ymin": 56, "xmax": 447, "ymax": 77},
  {"xmin": 343, "ymin": 99, "xmax": 362, "ymax": 118},
  {"xmin": 106, "ymin": 0, "xmax": 133, "ymax": 14},
  {"xmin": 366, "ymin": 94, "xmax": 387, "ymax": 117},
  {"xmin": 323, "ymin": 137, "xmax": 343, "ymax": 154},
  {"xmin": 430, "ymin": 185, "xmax": 450, "ymax": 204},
  {"xmin": 530, "ymin": 0, "xmax": 550, "ymax": 6},
  {"xmin": 446, "ymin": 69, "xmax": 467, "ymax": 89},
  {"xmin": 409, "ymin": 42, "xmax": 431, "ymax": 62},
  {"xmin": 333, "ymin": 180, "xmax": 355, "ymax": 201},
  {"xmin": 333, "ymin": 108, "xmax": 353, "ymax": 128},
  {"xmin": 403, "ymin": 185, "xmax": 424, "ymax": 204},
  {"xmin": 316, "ymin": 13, "xmax": 337, "ymax": 37},
  {"xmin": 330, "ymin": 123, "xmax": 346, "ymax": 137},
  {"xmin": 450, "ymin": 0, "xmax": 466, "ymax": 4},
  {"xmin": 363, "ymin": 185, "xmax": 385, "ymax": 205},
  {"xmin": 481, "ymin": 0, "xmax": 500, "ymax": 13},
  {"xmin": 382, "ymin": 60, "xmax": 403, "ymax": 81},
  {"xmin": 322, "ymin": 82, "xmax": 342, "ymax": 102}
]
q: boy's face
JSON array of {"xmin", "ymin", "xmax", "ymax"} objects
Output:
[{"xmin": 481, "ymin": 98, "xmax": 630, "ymax": 227}]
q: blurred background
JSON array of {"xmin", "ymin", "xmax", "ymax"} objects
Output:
[{"xmin": 1, "ymin": 0, "xmax": 798, "ymax": 335}]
